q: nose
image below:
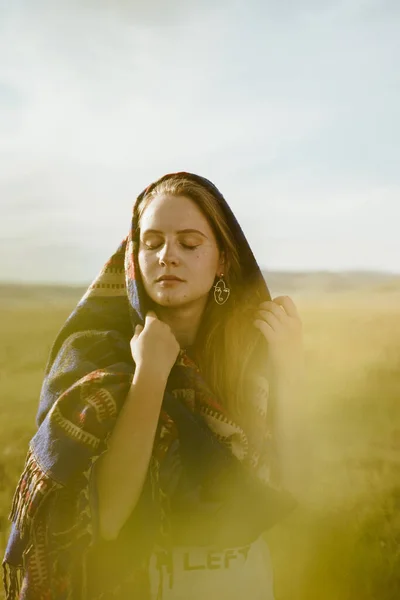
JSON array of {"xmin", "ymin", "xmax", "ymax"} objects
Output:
[{"xmin": 157, "ymin": 241, "xmax": 179, "ymax": 266}]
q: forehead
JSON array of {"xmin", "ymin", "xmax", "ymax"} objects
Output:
[{"xmin": 140, "ymin": 194, "xmax": 212, "ymax": 232}]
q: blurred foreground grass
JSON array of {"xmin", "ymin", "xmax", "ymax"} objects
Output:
[{"xmin": 0, "ymin": 286, "xmax": 399, "ymax": 599}]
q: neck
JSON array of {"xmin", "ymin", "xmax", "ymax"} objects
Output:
[{"xmin": 156, "ymin": 300, "xmax": 207, "ymax": 349}]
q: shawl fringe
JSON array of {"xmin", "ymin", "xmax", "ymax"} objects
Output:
[
  {"xmin": 2, "ymin": 562, "xmax": 24, "ymax": 600},
  {"xmin": 9, "ymin": 448, "xmax": 62, "ymax": 541}
]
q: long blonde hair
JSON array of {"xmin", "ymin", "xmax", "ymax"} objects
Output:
[{"xmin": 134, "ymin": 175, "xmax": 267, "ymax": 421}]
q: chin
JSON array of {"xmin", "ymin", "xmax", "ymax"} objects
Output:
[
  {"xmin": 155, "ymin": 295, "xmax": 191, "ymax": 307},
  {"xmin": 152, "ymin": 290, "xmax": 202, "ymax": 309}
]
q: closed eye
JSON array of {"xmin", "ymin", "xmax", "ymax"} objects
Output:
[{"xmin": 144, "ymin": 243, "xmax": 199, "ymax": 251}]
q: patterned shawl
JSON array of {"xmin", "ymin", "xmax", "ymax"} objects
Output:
[{"xmin": 2, "ymin": 172, "xmax": 296, "ymax": 600}]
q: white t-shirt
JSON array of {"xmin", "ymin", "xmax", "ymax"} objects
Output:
[{"xmin": 149, "ymin": 535, "xmax": 275, "ymax": 600}]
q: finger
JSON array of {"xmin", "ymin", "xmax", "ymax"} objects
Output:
[
  {"xmin": 254, "ymin": 318, "xmax": 276, "ymax": 341},
  {"xmin": 257, "ymin": 303, "xmax": 287, "ymax": 322},
  {"xmin": 255, "ymin": 310, "xmax": 281, "ymax": 331},
  {"xmin": 133, "ymin": 323, "xmax": 143, "ymax": 338},
  {"xmin": 272, "ymin": 296, "xmax": 300, "ymax": 319},
  {"xmin": 145, "ymin": 310, "xmax": 158, "ymax": 325},
  {"xmin": 258, "ymin": 300, "xmax": 286, "ymax": 315}
]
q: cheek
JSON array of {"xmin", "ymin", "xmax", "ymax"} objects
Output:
[
  {"xmin": 192, "ymin": 250, "xmax": 218, "ymax": 277},
  {"xmin": 138, "ymin": 252, "xmax": 152, "ymax": 278}
]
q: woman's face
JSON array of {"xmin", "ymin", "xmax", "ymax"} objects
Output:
[{"xmin": 138, "ymin": 194, "xmax": 224, "ymax": 309}]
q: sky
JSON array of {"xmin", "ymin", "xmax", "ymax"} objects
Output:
[{"xmin": 0, "ymin": 0, "xmax": 399, "ymax": 283}]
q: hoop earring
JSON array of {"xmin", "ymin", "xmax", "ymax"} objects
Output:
[{"xmin": 213, "ymin": 274, "xmax": 230, "ymax": 305}]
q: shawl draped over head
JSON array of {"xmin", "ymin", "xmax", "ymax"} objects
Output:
[{"xmin": 3, "ymin": 172, "xmax": 297, "ymax": 600}]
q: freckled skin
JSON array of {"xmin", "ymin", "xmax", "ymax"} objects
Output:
[{"xmin": 138, "ymin": 194, "xmax": 224, "ymax": 311}]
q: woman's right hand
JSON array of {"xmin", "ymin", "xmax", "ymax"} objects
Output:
[{"xmin": 130, "ymin": 311, "xmax": 181, "ymax": 380}]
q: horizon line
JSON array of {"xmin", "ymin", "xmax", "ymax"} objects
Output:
[{"xmin": 0, "ymin": 268, "xmax": 399, "ymax": 288}]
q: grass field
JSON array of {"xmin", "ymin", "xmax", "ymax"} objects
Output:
[{"xmin": 0, "ymin": 282, "xmax": 399, "ymax": 599}]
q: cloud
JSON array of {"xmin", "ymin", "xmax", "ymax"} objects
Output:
[{"xmin": 0, "ymin": 0, "xmax": 399, "ymax": 281}]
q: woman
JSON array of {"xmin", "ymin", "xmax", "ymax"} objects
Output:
[{"xmin": 3, "ymin": 172, "xmax": 304, "ymax": 599}]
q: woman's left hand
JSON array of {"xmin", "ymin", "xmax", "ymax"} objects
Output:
[{"xmin": 254, "ymin": 296, "xmax": 304, "ymax": 382}]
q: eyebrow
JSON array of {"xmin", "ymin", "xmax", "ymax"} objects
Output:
[{"xmin": 142, "ymin": 228, "xmax": 207, "ymax": 238}]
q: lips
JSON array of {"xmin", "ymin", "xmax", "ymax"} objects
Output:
[{"xmin": 156, "ymin": 276, "xmax": 184, "ymax": 282}]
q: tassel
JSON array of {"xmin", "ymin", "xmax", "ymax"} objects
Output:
[
  {"xmin": 2, "ymin": 561, "xmax": 24, "ymax": 600},
  {"xmin": 9, "ymin": 448, "xmax": 62, "ymax": 539}
]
